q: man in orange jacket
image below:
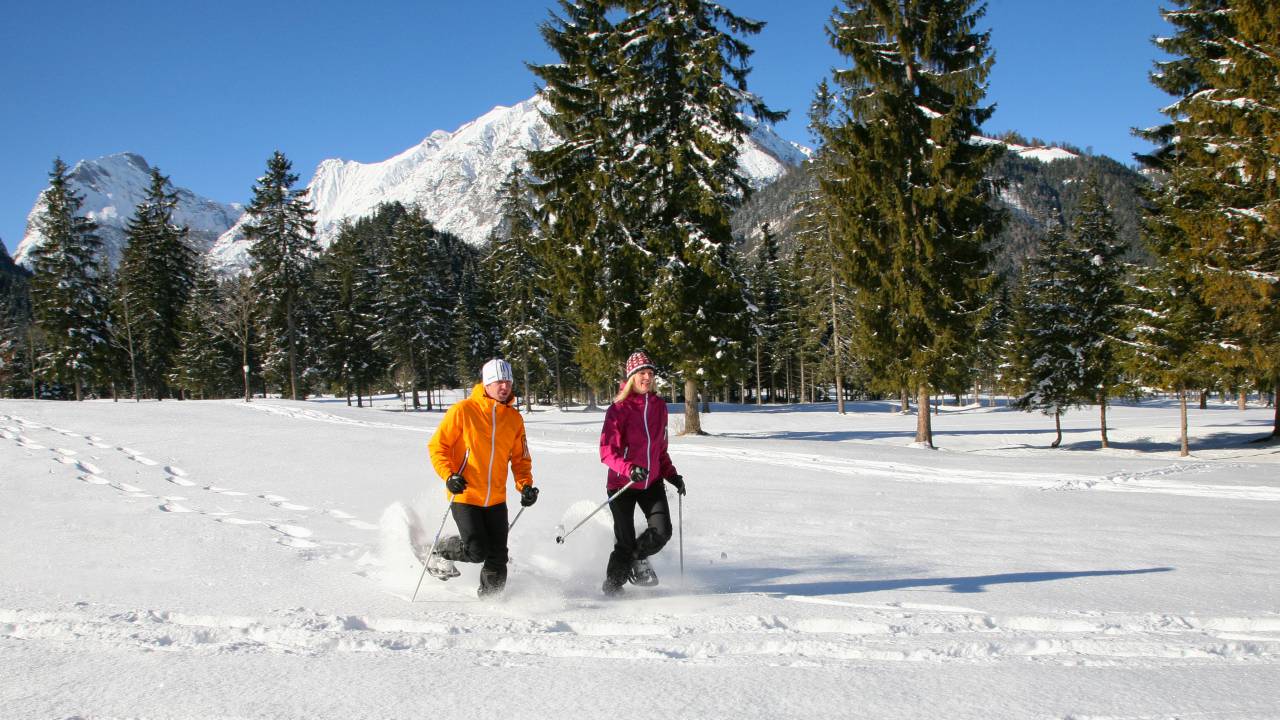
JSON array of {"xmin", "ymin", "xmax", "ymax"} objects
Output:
[{"xmin": 427, "ymin": 358, "xmax": 538, "ymax": 598}]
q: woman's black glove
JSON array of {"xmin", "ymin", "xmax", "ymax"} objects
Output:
[
  {"xmin": 445, "ymin": 473, "xmax": 467, "ymax": 494},
  {"xmin": 667, "ymin": 475, "xmax": 686, "ymax": 496},
  {"xmin": 520, "ymin": 486, "xmax": 539, "ymax": 507},
  {"xmin": 629, "ymin": 465, "xmax": 648, "ymax": 484}
]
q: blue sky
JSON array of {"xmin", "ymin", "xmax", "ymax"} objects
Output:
[{"xmin": 1, "ymin": 1, "xmax": 1171, "ymax": 255}]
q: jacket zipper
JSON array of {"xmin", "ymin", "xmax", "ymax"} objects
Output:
[
  {"xmin": 642, "ymin": 393, "xmax": 651, "ymax": 488},
  {"xmin": 485, "ymin": 401, "xmax": 496, "ymax": 506}
]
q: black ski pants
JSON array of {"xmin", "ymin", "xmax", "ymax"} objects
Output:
[
  {"xmin": 438, "ymin": 502, "xmax": 508, "ymax": 594},
  {"xmin": 605, "ymin": 482, "xmax": 672, "ymax": 583}
]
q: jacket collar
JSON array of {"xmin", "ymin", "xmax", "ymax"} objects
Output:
[{"xmin": 470, "ymin": 383, "xmax": 516, "ymax": 409}]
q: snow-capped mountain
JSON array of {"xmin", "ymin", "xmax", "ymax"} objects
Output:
[
  {"xmin": 207, "ymin": 95, "xmax": 811, "ymax": 271},
  {"xmin": 14, "ymin": 153, "xmax": 244, "ymax": 270}
]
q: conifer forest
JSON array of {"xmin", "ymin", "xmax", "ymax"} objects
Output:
[{"xmin": 1, "ymin": 0, "xmax": 1276, "ymax": 455}]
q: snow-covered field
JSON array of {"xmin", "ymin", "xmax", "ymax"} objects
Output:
[{"xmin": 2, "ymin": 395, "xmax": 1277, "ymax": 719}]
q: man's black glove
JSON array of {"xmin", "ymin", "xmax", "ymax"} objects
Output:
[
  {"xmin": 445, "ymin": 473, "xmax": 467, "ymax": 494},
  {"xmin": 629, "ymin": 465, "xmax": 648, "ymax": 484},
  {"xmin": 520, "ymin": 486, "xmax": 539, "ymax": 507},
  {"xmin": 667, "ymin": 474, "xmax": 686, "ymax": 496}
]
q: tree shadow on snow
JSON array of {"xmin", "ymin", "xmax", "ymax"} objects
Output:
[{"xmin": 717, "ymin": 566, "xmax": 1174, "ymax": 597}]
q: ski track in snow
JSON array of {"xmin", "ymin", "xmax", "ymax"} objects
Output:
[
  {"xmin": 0, "ymin": 412, "xmax": 379, "ymax": 556},
  {"xmin": 0, "ymin": 602, "xmax": 1276, "ymax": 668}
]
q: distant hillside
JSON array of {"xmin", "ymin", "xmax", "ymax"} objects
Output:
[{"xmin": 731, "ymin": 148, "xmax": 1152, "ymax": 276}]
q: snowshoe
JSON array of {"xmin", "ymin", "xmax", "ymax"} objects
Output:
[
  {"xmin": 425, "ymin": 552, "xmax": 461, "ymax": 581},
  {"xmin": 628, "ymin": 557, "xmax": 659, "ymax": 587}
]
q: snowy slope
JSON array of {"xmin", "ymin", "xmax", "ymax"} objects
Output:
[
  {"xmin": 208, "ymin": 96, "xmax": 810, "ymax": 272},
  {"xmin": 13, "ymin": 153, "xmax": 243, "ymax": 269},
  {"xmin": 1, "ymin": 396, "xmax": 1277, "ymax": 719}
]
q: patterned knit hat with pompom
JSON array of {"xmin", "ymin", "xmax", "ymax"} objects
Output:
[{"xmin": 624, "ymin": 351, "xmax": 656, "ymax": 380}]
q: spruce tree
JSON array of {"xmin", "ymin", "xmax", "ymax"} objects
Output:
[
  {"xmin": 375, "ymin": 206, "xmax": 453, "ymax": 410},
  {"xmin": 244, "ymin": 151, "xmax": 319, "ymax": 401},
  {"xmin": 1011, "ymin": 227, "xmax": 1089, "ymax": 448},
  {"xmin": 489, "ymin": 170, "xmax": 552, "ymax": 412},
  {"xmin": 618, "ymin": 0, "xmax": 781, "ymax": 434},
  {"xmin": 117, "ymin": 168, "xmax": 198, "ymax": 398},
  {"xmin": 171, "ymin": 261, "xmax": 238, "ymax": 399},
  {"xmin": 1140, "ymin": 0, "xmax": 1280, "ymax": 437},
  {"xmin": 27, "ymin": 158, "xmax": 110, "ymax": 400},
  {"xmin": 528, "ymin": 0, "xmax": 641, "ymax": 403},
  {"xmin": 317, "ymin": 220, "xmax": 385, "ymax": 406},
  {"xmin": 817, "ymin": 0, "xmax": 1004, "ymax": 446},
  {"xmin": 1069, "ymin": 176, "xmax": 1130, "ymax": 447}
]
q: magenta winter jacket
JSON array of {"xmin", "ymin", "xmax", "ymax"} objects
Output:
[{"xmin": 599, "ymin": 391, "xmax": 677, "ymax": 491}]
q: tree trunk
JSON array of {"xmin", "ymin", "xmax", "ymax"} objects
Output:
[
  {"xmin": 1198, "ymin": 389, "xmax": 1208, "ymax": 410},
  {"xmin": 286, "ymin": 299, "xmax": 298, "ymax": 402},
  {"xmin": 755, "ymin": 339, "xmax": 762, "ymax": 406},
  {"xmin": 914, "ymin": 384, "xmax": 933, "ymax": 447},
  {"xmin": 1180, "ymin": 387, "xmax": 1190, "ymax": 457},
  {"xmin": 1238, "ymin": 388, "xmax": 1247, "ymax": 411},
  {"xmin": 829, "ymin": 270, "xmax": 845, "ymax": 415},
  {"xmin": 1099, "ymin": 390, "xmax": 1109, "ymax": 449},
  {"xmin": 682, "ymin": 376, "xmax": 704, "ymax": 435},
  {"xmin": 1051, "ymin": 410, "xmax": 1062, "ymax": 448},
  {"xmin": 900, "ymin": 387, "xmax": 910, "ymax": 414},
  {"xmin": 1272, "ymin": 373, "xmax": 1279, "ymax": 437}
]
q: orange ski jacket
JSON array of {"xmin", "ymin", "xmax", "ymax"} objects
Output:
[{"xmin": 428, "ymin": 383, "xmax": 533, "ymax": 507}]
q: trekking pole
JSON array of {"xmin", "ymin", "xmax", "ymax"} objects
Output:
[
  {"xmin": 555, "ymin": 480, "xmax": 635, "ymax": 544},
  {"xmin": 508, "ymin": 505, "xmax": 526, "ymax": 531},
  {"xmin": 412, "ymin": 449, "xmax": 468, "ymax": 602},
  {"xmin": 678, "ymin": 492, "xmax": 684, "ymax": 582}
]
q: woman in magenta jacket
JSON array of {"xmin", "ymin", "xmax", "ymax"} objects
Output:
[{"xmin": 598, "ymin": 351, "xmax": 686, "ymax": 596}]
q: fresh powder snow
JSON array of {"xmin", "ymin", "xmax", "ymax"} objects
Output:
[{"xmin": 1, "ymin": 395, "xmax": 1277, "ymax": 719}]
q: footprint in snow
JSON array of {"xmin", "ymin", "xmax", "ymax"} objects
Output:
[
  {"xmin": 160, "ymin": 502, "xmax": 195, "ymax": 513},
  {"xmin": 112, "ymin": 481, "xmax": 146, "ymax": 493},
  {"xmin": 79, "ymin": 474, "xmax": 110, "ymax": 485},
  {"xmin": 218, "ymin": 517, "xmax": 263, "ymax": 526},
  {"xmin": 165, "ymin": 465, "xmax": 188, "ymax": 477},
  {"xmin": 167, "ymin": 476, "xmax": 196, "ymax": 487},
  {"xmin": 53, "ymin": 447, "xmax": 78, "ymax": 457},
  {"xmin": 270, "ymin": 524, "xmax": 313, "ymax": 539},
  {"xmin": 17, "ymin": 438, "xmax": 46, "ymax": 449},
  {"xmin": 277, "ymin": 537, "xmax": 320, "ymax": 549},
  {"xmin": 77, "ymin": 461, "xmax": 103, "ymax": 475},
  {"xmin": 129, "ymin": 455, "xmax": 159, "ymax": 466},
  {"xmin": 326, "ymin": 509, "xmax": 355, "ymax": 519},
  {"xmin": 205, "ymin": 485, "xmax": 248, "ymax": 496},
  {"xmin": 273, "ymin": 501, "xmax": 311, "ymax": 511}
]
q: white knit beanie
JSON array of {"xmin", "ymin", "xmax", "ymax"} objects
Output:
[{"xmin": 482, "ymin": 358, "xmax": 513, "ymax": 384}]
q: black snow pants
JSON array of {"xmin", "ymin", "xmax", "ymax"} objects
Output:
[
  {"xmin": 438, "ymin": 502, "xmax": 508, "ymax": 595},
  {"xmin": 605, "ymin": 481, "xmax": 672, "ymax": 584}
]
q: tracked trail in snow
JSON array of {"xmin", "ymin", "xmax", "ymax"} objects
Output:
[
  {"xmin": 0, "ymin": 412, "xmax": 381, "ymax": 555},
  {"xmin": 224, "ymin": 403, "xmax": 1280, "ymax": 502},
  {"xmin": 1, "ymin": 601, "xmax": 1277, "ymax": 668}
]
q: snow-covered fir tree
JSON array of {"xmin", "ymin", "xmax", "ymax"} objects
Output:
[
  {"xmin": 171, "ymin": 260, "xmax": 239, "ymax": 399},
  {"xmin": 316, "ymin": 219, "xmax": 386, "ymax": 407},
  {"xmin": 816, "ymin": 0, "xmax": 1004, "ymax": 446},
  {"xmin": 27, "ymin": 158, "xmax": 111, "ymax": 400},
  {"xmin": 117, "ymin": 167, "xmax": 198, "ymax": 399},
  {"xmin": 1011, "ymin": 226, "xmax": 1090, "ymax": 448},
  {"xmin": 489, "ymin": 170, "xmax": 552, "ymax": 412},
  {"xmin": 618, "ymin": 0, "xmax": 779, "ymax": 434},
  {"xmin": 244, "ymin": 151, "xmax": 319, "ymax": 401},
  {"xmin": 527, "ymin": 0, "xmax": 642, "ymax": 404},
  {"xmin": 1069, "ymin": 176, "xmax": 1130, "ymax": 447},
  {"xmin": 374, "ymin": 205, "xmax": 454, "ymax": 410},
  {"xmin": 1138, "ymin": 0, "xmax": 1280, "ymax": 437}
]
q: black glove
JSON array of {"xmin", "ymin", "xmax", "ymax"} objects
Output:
[
  {"xmin": 629, "ymin": 465, "xmax": 648, "ymax": 484},
  {"xmin": 520, "ymin": 486, "xmax": 539, "ymax": 507},
  {"xmin": 445, "ymin": 473, "xmax": 467, "ymax": 494},
  {"xmin": 667, "ymin": 474, "xmax": 686, "ymax": 496}
]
